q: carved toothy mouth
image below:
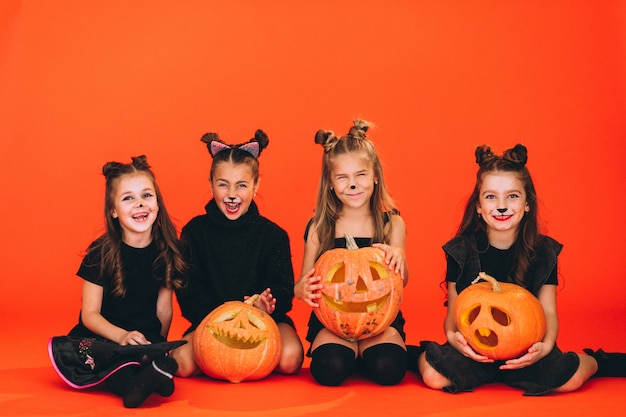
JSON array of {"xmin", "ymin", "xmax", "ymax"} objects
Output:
[
  {"xmin": 322, "ymin": 293, "xmax": 389, "ymax": 313},
  {"xmin": 209, "ymin": 328, "xmax": 265, "ymax": 350},
  {"xmin": 206, "ymin": 309, "xmax": 268, "ymax": 350},
  {"xmin": 472, "ymin": 328, "xmax": 498, "ymax": 350}
]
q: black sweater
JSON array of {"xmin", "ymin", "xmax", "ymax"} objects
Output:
[{"xmin": 176, "ymin": 199, "xmax": 295, "ymax": 332}]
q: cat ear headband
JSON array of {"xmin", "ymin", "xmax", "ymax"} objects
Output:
[
  {"xmin": 210, "ymin": 140, "xmax": 259, "ymax": 158},
  {"xmin": 201, "ymin": 130, "xmax": 269, "ymax": 159}
]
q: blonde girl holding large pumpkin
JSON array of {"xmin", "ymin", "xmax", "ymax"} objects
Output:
[
  {"xmin": 173, "ymin": 130, "xmax": 304, "ymax": 378},
  {"xmin": 414, "ymin": 144, "xmax": 626, "ymax": 395},
  {"xmin": 295, "ymin": 120, "xmax": 409, "ymax": 386}
]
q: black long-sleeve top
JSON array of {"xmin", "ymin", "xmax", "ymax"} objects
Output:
[{"xmin": 175, "ymin": 199, "xmax": 295, "ymax": 333}]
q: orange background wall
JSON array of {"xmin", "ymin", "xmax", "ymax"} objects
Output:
[{"xmin": 1, "ymin": 1, "xmax": 625, "ymax": 366}]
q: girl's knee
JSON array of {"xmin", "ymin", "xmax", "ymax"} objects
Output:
[
  {"xmin": 275, "ymin": 324, "xmax": 304, "ymax": 375},
  {"xmin": 554, "ymin": 371, "xmax": 585, "ymax": 393},
  {"xmin": 175, "ymin": 358, "xmax": 199, "ymax": 378},
  {"xmin": 309, "ymin": 344, "xmax": 357, "ymax": 386},
  {"xmin": 277, "ymin": 352, "xmax": 303, "ymax": 375},
  {"xmin": 420, "ymin": 366, "xmax": 448, "ymax": 389},
  {"xmin": 554, "ymin": 354, "xmax": 596, "ymax": 393},
  {"xmin": 277, "ymin": 340, "xmax": 304, "ymax": 375},
  {"xmin": 171, "ymin": 342, "xmax": 199, "ymax": 378},
  {"xmin": 418, "ymin": 353, "xmax": 449, "ymax": 390},
  {"xmin": 362, "ymin": 343, "xmax": 407, "ymax": 385}
]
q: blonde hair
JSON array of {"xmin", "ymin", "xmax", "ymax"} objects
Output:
[{"xmin": 312, "ymin": 120, "xmax": 398, "ymax": 258}]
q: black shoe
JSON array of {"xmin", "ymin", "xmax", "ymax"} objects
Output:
[
  {"xmin": 584, "ymin": 348, "xmax": 626, "ymax": 377},
  {"xmin": 123, "ymin": 356, "xmax": 178, "ymax": 408}
]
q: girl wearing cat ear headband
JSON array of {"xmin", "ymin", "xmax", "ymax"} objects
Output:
[{"xmin": 172, "ymin": 130, "xmax": 304, "ymax": 379}]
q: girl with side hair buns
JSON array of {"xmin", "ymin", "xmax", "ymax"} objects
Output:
[
  {"xmin": 295, "ymin": 120, "xmax": 409, "ymax": 386},
  {"xmin": 412, "ymin": 144, "xmax": 626, "ymax": 395},
  {"xmin": 173, "ymin": 130, "xmax": 304, "ymax": 378},
  {"xmin": 48, "ymin": 155, "xmax": 187, "ymax": 408}
]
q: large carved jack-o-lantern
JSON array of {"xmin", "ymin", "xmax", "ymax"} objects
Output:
[
  {"xmin": 193, "ymin": 295, "xmax": 282, "ymax": 383},
  {"xmin": 313, "ymin": 234, "xmax": 403, "ymax": 341},
  {"xmin": 453, "ymin": 272, "xmax": 546, "ymax": 360}
]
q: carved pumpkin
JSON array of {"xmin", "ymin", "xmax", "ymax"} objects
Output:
[
  {"xmin": 313, "ymin": 234, "xmax": 403, "ymax": 341},
  {"xmin": 453, "ymin": 272, "xmax": 546, "ymax": 360},
  {"xmin": 193, "ymin": 295, "xmax": 281, "ymax": 383}
]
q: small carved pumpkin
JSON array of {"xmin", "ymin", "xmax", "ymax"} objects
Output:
[
  {"xmin": 193, "ymin": 295, "xmax": 281, "ymax": 383},
  {"xmin": 313, "ymin": 234, "xmax": 403, "ymax": 341},
  {"xmin": 453, "ymin": 272, "xmax": 547, "ymax": 360}
]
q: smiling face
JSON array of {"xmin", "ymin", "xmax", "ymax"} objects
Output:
[
  {"xmin": 211, "ymin": 161, "xmax": 259, "ymax": 221},
  {"xmin": 477, "ymin": 172, "xmax": 530, "ymax": 244},
  {"xmin": 330, "ymin": 152, "xmax": 376, "ymax": 211},
  {"xmin": 110, "ymin": 172, "xmax": 159, "ymax": 247}
]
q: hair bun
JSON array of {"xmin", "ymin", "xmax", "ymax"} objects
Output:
[
  {"xmin": 474, "ymin": 145, "xmax": 496, "ymax": 166},
  {"xmin": 253, "ymin": 129, "xmax": 269, "ymax": 155},
  {"xmin": 102, "ymin": 161, "xmax": 123, "ymax": 177},
  {"xmin": 315, "ymin": 129, "xmax": 336, "ymax": 146},
  {"xmin": 131, "ymin": 155, "xmax": 150, "ymax": 169},
  {"xmin": 503, "ymin": 144, "xmax": 528, "ymax": 166},
  {"xmin": 201, "ymin": 132, "xmax": 220, "ymax": 145},
  {"xmin": 102, "ymin": 155, "xmax": 150, "ymax": 177},
  {"xmin": 348, "ymin": 119, "xmax": 370, "ymax": 139}
]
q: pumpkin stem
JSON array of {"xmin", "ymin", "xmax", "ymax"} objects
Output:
[
  {"xmin": 472, "ymin": 272, "xmax": 501, "ymax": 292},
  {"xmin": 345, "ymin": 234, "xmax": 359, "ymax": 250},
  {"xmin": 244, "ymin": 294, "xmax": 261, "ymax": 306}
]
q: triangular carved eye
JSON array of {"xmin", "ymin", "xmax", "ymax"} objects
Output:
[
  {"xmin": 247, "ymin": 311, "xmax": 267, "ymax": 331},
  {"xmin": 214, "ymin": 309, "xmax": 241, "ymax": 323},
  {"xmin": 490, "ymin": 307, "xmax": 511, "ymax": 326}
]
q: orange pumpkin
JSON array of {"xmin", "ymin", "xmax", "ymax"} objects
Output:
[
  {"xmin": 193, "ymin": 295, "xmax": 281, "ymax": 383},
  {"xmin": 453, "ymin": 272, "xmax": 546, "ymax": 360},
  {"xmin": 313, "ymin": 234, "xmax": 403, "ymax": 341}
]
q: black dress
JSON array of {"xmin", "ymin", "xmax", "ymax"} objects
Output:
[
  {"xmin": 49, "ymin": 239, "xmax": 181, "ymax": 388},
  {"xmin": 305, "ymin": 235, "xmax": 406, "ymax": 351}
]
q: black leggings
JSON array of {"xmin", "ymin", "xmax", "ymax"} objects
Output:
[{"xmin": 310, "ymin": 343, "xmax": 407, "ymax": 386}]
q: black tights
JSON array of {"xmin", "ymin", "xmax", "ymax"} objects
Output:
[
  {"xmin": 310, "ymin": 343, "xmax": 407, "ymax": 386},
  {"xmin": 362, "ymin": 343, "xmax": 407, "ymax": 385}
]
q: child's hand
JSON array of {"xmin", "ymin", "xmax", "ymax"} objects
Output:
[
  {"xmin": 245, "ymin": 288, "xmax": 276, "ymax": 314},
  {"xmin": 372, "ymin": 243, "xmax": 406, "ymax": 279},
  {"xmin": 499, "ymin": 341, "xmax": 549, "ymax": 370},
  {"xmin": 294, "ymin": 268, "xmax": 323, "ymax": 308},
  {"xmin": 451, "ymin": 331, "xmax": 494, "ymax": 363},
  {"xmin": 119, "ymin": 330, "xmax": 150, "ymax": 346}
]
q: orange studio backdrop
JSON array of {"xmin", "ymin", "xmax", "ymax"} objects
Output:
[{"xmin": 0, "ymin": 1, "xmax": 625, "ymax": 368}]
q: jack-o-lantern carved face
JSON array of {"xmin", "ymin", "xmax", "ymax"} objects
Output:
[
  {"xmin": 208, "ymin": 307, "xmax": 269, "ymax": 350},
  {"xmin": 193, "ymin": 297, "xmax": 281, "ymax": 383},
  {"xmin": 313, "ymin": 234, "xmax": 403, "ymax": 341},
  {"xmin": 453, "ymin": 272, "xmax": 546, "ymax": 360}
]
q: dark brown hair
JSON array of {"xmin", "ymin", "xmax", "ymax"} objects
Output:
[
  {"xmin": 457, "ymin": 144, "xmax": 539, "ymax": 285},
  {"xmin": 90, "ymin": 155, "xmax": 186, "ymax": 296}
]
